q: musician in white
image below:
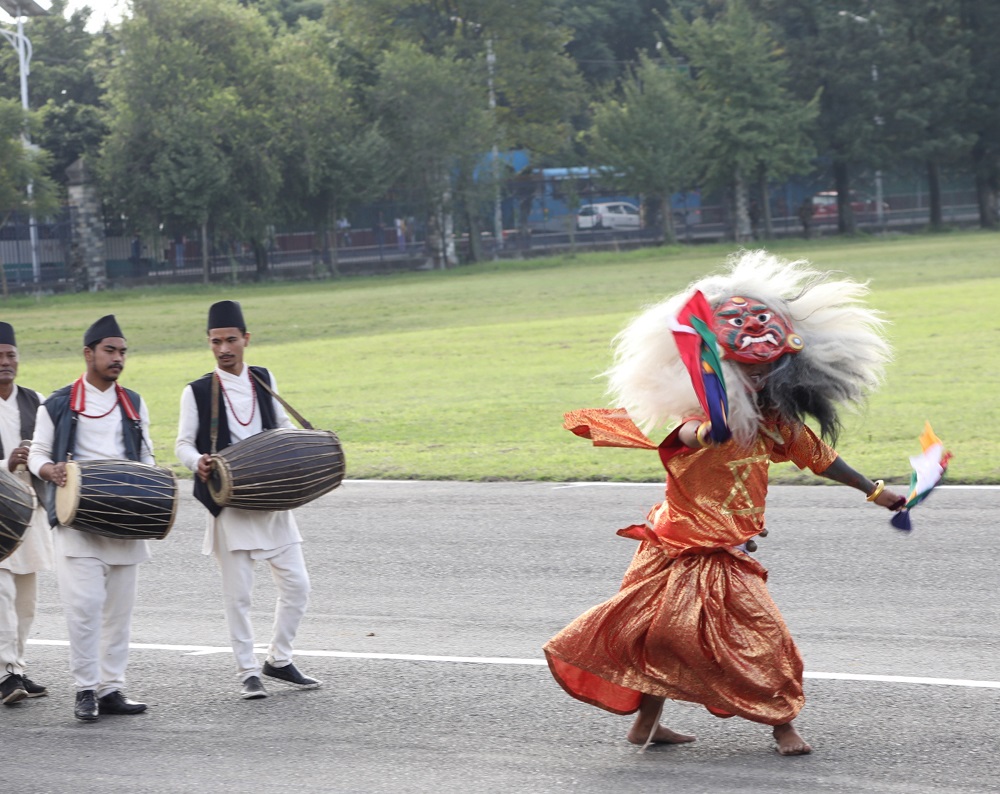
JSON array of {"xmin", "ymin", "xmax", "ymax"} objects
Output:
[
  {"xmin": 28, "ymin": 315, "xmax": 154, "ymax": 722},
  {"xmin": 175, "ymin": 300, "xmax": 320, "ymax": 700},
  {"xmin": 0, "ymin": 322, "xmax": 53, "ymax": 707}
]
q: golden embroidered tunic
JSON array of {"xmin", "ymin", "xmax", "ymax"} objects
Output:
[{"xmin": 543, "ymin": 408, "xmax": 838, "ymax": 726}]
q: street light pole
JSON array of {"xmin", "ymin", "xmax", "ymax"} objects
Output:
[
  {"xmin": 838, "ymin": 9, "xmax": 885, "ymax": 230},
  {"xmin": 0, "ymin": 0, "xmax": 49, "ymax": 287}
]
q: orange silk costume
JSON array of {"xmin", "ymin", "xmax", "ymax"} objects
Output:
[{"xmin": 543, "ymin": 408, "xmax": 838, "ymax": 726}]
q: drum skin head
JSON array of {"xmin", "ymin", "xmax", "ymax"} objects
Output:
[{"xmin": 55, "ymin": 460, "xmax": 82, "ymax": 526}]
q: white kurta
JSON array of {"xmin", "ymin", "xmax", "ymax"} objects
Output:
[
  {"xmin": 27, "ymin": 377, "xmax": 155, "ymax": 694},
  {"xmin": 175, "ymin": 367, "xmax": 302, "ymax": 555},
  {"xmin": 29, "ymin": 378, "xmax": 154, "ymax": 565},
  {"xmin": 0, "ymin": 385, "xmax": 52, "ymax": 574},
  {"xmin": 175, "ymin": 366, "xmax": 310, "ymax": 680},
  {"xmin": 0, "ymin": 385, "xmax": 53, "ymax": 681}
]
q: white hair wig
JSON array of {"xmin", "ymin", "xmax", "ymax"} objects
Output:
[{"xmin": 605, "ymin": 250, "xmax": 892, "ymax": 446}]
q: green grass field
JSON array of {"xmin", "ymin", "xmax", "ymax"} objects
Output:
[{"xmin": 3, "ymin": 231, "xmax": 997, "ymax": 483}]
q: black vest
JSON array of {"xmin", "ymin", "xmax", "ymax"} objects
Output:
[
  {"xmin": 188, "ymin": 366, "xmax": 277, "ymax": 516},
  {"xmin": 42, "ymin": 383, "xmax": 145, "ymax": 527}
]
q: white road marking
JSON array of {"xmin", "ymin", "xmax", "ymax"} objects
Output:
[{"xmin": 27, "ymin": 639, "xmax": 999, "ymax": 689}]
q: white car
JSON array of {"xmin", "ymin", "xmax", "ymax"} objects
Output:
[{"xmin": 576, "ymin": 202, "xmax": 641, "ymax": 231}]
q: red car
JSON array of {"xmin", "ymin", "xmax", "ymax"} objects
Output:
[{"xmin": 811, "ymin": 191, "xmax": 888, "ymax": 217}]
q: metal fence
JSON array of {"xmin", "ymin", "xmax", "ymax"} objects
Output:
[{"xmin": 0, "ymin": 187, "xmax": 986, "ymax": 294}]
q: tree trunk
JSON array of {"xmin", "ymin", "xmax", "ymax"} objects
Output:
[
  {"xmin": 661, "ymin": 193, "xmax": 677, "ymax": 244},
  {"xmin": 972, "ymin": 144, "xmax": 1000, "ymax": 229},
  {"xmin": 927, "ymin": 159, "xmax": 944, "ymax": 230},
  {"xmin": 325, "ymin": 206, "xmax": 339, "ymax": 278},
  {"xmin": 975, "ymin": 171, "xmax": 999, "ymax": 230},
  {"xmin": 466, "ymin": 205, "xmax": 482, "ymax": 263},
  {"xmin": 833, "ymin": 160, "xmax": 856, "ymax": 234},
  {"xmin": 200, "ymin": 221, "xmax": 209, "ymax": 285},
  {"xmin": 757, "ymin": 167, "xmax": 773, "ymax": 240},
  {"xmin": 443, "ymin": 208, "xmax": 457, "ymax": 267},
  {"xmin": 732, "ymin": 170, "xmax": 751, "ymax": 242}
]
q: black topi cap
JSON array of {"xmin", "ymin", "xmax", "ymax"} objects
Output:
[
  {"xmin": 84, "ymin": 315, "xmax": 125, "ymax": 347},
  {"xmin": 207, "ymin": 300, "xmax": 246, "ymax": 333},
  {"xmin": 0, "ymin": 322, "xmax": 16, "ymax": 347}
]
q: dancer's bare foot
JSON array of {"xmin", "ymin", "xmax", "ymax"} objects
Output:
[
  {"xmin": 773, "ymin": 722, "xmax": 812, "ymax": 756},
  {"xmin": 626, "ymin": 723, "xmax": 696, "ymax": 745}
]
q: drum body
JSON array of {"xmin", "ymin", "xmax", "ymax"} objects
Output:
[
  {"xmin": 208, "ymin": 428, "xmax": 345, "ymax": 511},
  {"xmin": 56, "ymin": 460, "xmax": 179, "ymax": 540},
  {"xmin": 0, "ymin": 468, "xmax": 34, "ymax": 564}
]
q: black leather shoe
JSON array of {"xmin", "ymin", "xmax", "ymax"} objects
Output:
[
  {"xmin": 262, "ymin": 661, "xmax": 321, "ymax": 688},
  {"xmin": 97, "ymin": 690, "xmax": 147, "ymax": 715},
  {"xmin": 1, "ymin": 674, "xmax": 28, "ymax": 705},
  {"xmin": 240, "ymin": 676, "xmax": 268, "ymax": 700},
  {"xmin": 20, "ymin": 676, "xmax": 47, "ymax": 698},
  {"xmin": 75, "ymin": 690, "xmax": 99, "ymax": 721}
]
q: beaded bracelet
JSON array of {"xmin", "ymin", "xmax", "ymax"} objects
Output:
[{"xmin": 865, "ymin": 479, "xmax": 885, "ymax": 502}]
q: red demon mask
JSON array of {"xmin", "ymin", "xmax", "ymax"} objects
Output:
[{"xmin": 712, "ymin": 296, "xmax": 804, "ymax": 363}]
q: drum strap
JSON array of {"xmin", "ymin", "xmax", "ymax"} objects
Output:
[
  {"xmin": 248, "ymin": 370, "xmax": 314, "ymax": 430},
  {"xmin": 209, "ymin": 370, "xmax": 312, "ymax": 454},
  {"xmin": 210, "ymin": 373, "xmax": 220, "ymax": 454}
]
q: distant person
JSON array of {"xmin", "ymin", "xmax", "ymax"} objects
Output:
[
  {"xmin": 337, "ymin": 217, "xmax": 352, "ymax": 247},
  {"xmin": 29, "ymin": 315, "xmax": 155, "ymax": 722},
  {"xmin": 0, "ymin": 322, "xmax": 52, "ymax": 707},
  {"xmin": 175, "ymin": 300, "xmax": 320, "ymax": 701},
  {"xmin": 797, "ymin": 199, "xmax": 815, "ymax": 239},
  {"xmin": 749, "ymin": 199, "xmax": 761, "ymax": 240},
  {"xmin": 130, "ymin": 234, "xmax": 141, "ymax": 268},
  {"xmin": 395, "ymin": 217, "xmax": 407, "ymax": 252}
]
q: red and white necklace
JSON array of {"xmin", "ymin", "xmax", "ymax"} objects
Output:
[{"xmin": 216, "ymin": 371, "xmax": 256, "ymax": 426}]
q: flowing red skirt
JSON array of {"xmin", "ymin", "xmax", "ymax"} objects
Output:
[{"xmin": 544, "ymin": 542, "xmax": 804, "ymax": 726}]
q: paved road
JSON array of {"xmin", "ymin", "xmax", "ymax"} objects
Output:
[{"xmin": 6, "ymin": 482, "xmax": 999, "ymax": 793}]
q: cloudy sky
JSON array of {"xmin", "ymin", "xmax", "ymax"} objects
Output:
[
  {"xmin": 1, "ymin": 1, "xmax": 127, "ymax": 31},
  {"xmin": 65, "ymin": 0, "xmax": 127, "ymax": 30}
]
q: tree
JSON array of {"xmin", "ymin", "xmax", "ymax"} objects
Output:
[
  {"xmin": 667, "ymin": 1, "xmax": 817, "ymax": 241},
  {"xmin": 99, "ymin": 0, "xmax": 281, "ymax": 280},
  {"xmin": 0, "ymin": 99, "xmax": 60, "ymax": 294},
  {"xmin": 959, "ymin": 0, "xmax": 999, "ymax": 228},
  {"xmin": 0, "ymin": 0, "xmax": 106, "ymax": 186},
  {"xmin": 328, "ymin": 0, "xmax": 586, "ymax": 254},
  {"xmin": 750, "ymin": 0, "xmax": 892, "ymax": 234},
  {"xmin": 0, "ymin": 99, "xmax": 58, "ymax": 213},
  {"xmin": 585, "ymin": 54, "xmax": 699, "ymax": 243},
  {"xmin": 271, "ymin": 20, "xmax": 394, "ymax": 274},
  {"xmin": 877, "ymin": 0, "xmax": 973, "ymax": 230},
  {"xmin": 372, "ymin": 42, "xmax": 492, "ymax": 268}
]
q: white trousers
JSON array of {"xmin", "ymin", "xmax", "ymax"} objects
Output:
[
  {"xmin": 56, "ymin": 555, "xmax": 139, "ymax": 696},
  {"xmin": 214, "ymin": 542, "xmax": 310, "ymax": 681},
  {"xmin": 0, "ymin": 570, "xmax": 37, "ymax": 680}
]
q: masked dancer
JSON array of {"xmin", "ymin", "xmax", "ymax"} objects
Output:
[{"xmin": 544, "ymin": 250, "xmax": 906, "ymax": 755}]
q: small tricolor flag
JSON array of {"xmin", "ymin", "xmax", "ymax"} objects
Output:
[{"xmin": 890, "ymin": 422, "xmax": 952, "ymax": 531}]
